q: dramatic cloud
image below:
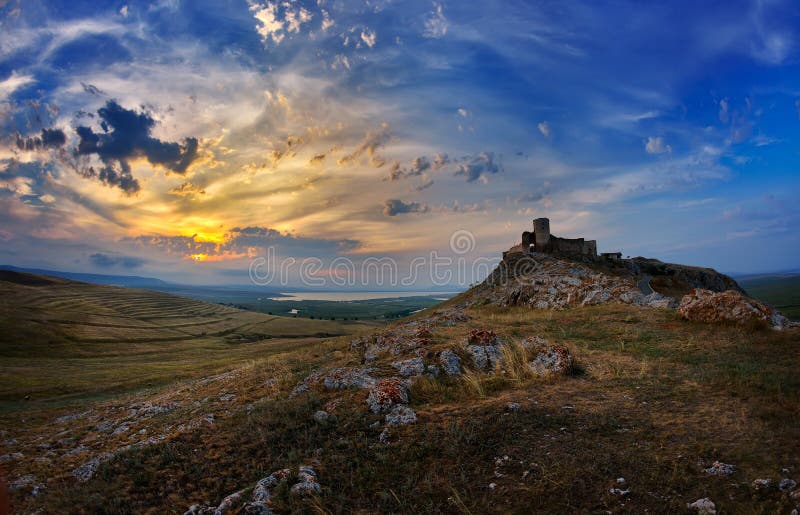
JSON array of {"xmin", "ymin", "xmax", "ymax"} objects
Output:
[
  {"xmin": 454, "ymin": 152, "xmax": 502, "ymax": 182},
  {"xmin": 16, "ymin": 128, "xmax": 67, "ymax": 151},
  {"xmin": 382, "ymin": 199, "xmax": 429, "ymax": 216},
  {"xmin": 89, "ymin": 252, "xmax": 145, "ymax": 268},
  {"xmin": 168, "ymin": 181, "xmax": 206, "ymax": 197},
  {"xmin": 74, "ymin": 100, "xmax": 200, "ymax": 194},
  {"xmin": 131, "ymin": 226, "xmax": 360, "ymax": 261},
  {"xmin": 337, "ymin": 125, "xmax": 390, "ymax": 167},
  {"xmin": 0, "ymin": 72, "xmax": 34, "ymax": 100}
]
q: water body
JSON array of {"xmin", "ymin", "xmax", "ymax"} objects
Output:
[{"xmin": 268, "ymin": 291, "xmax": 457, "ymax": 302}]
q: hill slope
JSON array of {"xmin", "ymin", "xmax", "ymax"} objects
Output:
[
  {"xmin": 0, "ymin": 271, "xmax": 375, "ymax": 410},
  {"xmin": 3, "ymin": 263, "xmax": 800, "ymax": 514}
]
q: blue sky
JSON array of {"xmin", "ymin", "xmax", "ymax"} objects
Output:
[{"xmin": 1, "ymin": 0, "xmax": 799, "ymax": 286}]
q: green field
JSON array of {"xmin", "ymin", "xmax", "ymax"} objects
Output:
[
  {"xmin": 739, "ymin": 274, "xmax": 800, "ymax": 321},
  {"xmin": 153, "ymin": 285, "xmax": 453, "ymax": 320},
  {"xmin": 0, "ymin": 271, "xmax": 379, "ymax": 411}
]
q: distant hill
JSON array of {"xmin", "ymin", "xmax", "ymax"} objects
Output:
[
  {"xmin": 0, "ymin": 264, "xmax": 170, "ymax": 288},
  {"xmin": 738, "ymin": 273, "xmax": 800, "ymax": 321}
]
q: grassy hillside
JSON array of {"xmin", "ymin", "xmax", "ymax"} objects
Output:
[
  {"xmin": 0, "ymin": 271, "xmax": 377, "ymax": 411},
  {"xmin": 3, "ymin": 270, "xmax": 799, "ymax": 514},
  {"xmin": 739, "ymin": 274, "xmax": 800, "ymax": 321}
]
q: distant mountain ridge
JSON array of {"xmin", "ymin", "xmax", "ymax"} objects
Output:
[{"xmin": 0, "ymin": 265, "xmax": 170, "ymax": 288}]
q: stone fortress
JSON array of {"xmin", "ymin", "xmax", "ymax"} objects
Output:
[{"xmin": 504, "ymin": 218, "xmax": 617, "ymax": 260}]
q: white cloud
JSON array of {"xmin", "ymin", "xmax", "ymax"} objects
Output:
[
  {"xmin": 119, "ymin": 5, "xmax": 129, "ymax": 17},
  {"xmin": 423, "ymin": 3, "xmax": 447, "ymax": 39},
  {"xmin": 645, "ymin": 136, "xmax": 671, "ymax": 154},
  {"xmin": 285, "ymin": 6, "xmax": 312, "ymax": 34},
  {"xmin": 321, "ymin": 10, "xmax": 334, "ymax": 31},
  {"xmin": 537, "ymin": 121, "xmax": 551, "ymax": 138},
  {"xmin": 457, "ymin": 108, "xmax": 469, "ymax": 118},
  {"xmin": 0, "ymin": 71, "xmax": 35, "ymax": 101},
  {"xmin": 361, "ymin": 29, "xmax": 377, "ymax": 48},
  {"xmin": 250, "ymin": 2, "xmax": 285, "ymax": 44}
]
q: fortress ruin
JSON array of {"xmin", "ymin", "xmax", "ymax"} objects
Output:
[{"xmin": 504, "ymin": 218, "xmax": 600, "ymax": 259}]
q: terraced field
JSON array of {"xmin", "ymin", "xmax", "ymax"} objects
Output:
[{"xmin": 0, "ymin": 271, "xmax": 377, "ymax": 411}]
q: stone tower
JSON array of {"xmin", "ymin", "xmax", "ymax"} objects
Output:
[{"xmin": 533, "ymin": 218, "xmax": 550, "ymax": 251}]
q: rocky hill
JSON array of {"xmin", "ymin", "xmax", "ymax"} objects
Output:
[{"xmin": 3, "ymin": 260, "xmax": 800, "ymax": 514}]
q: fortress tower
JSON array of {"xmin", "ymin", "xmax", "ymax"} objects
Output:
[
  {"xmin": 512, "ymin": 218, "xmax": 599, "ymax": 259},
  {"xmin": 533, "ymin": 218, "xmax": 551, "ymax": 251}
]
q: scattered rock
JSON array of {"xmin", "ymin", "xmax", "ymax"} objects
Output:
[
  {"xmin": 506, "ymin": 402, "xmax": 521, "ymax": 412},
  {"xmin": 439, "ymin": 350, "xmax": 462, "ymax": 376},
  {"xmin": 313, "ymin": 410, "xmax": 331, "ymax": 423},
  {"xmin": 367, "ymin": 378, "xmax": 410, "ymax": 413},
  {"xmin": 214, "ymin": 489, "xmax": 245, "ymax": 514},
  {"xmin": 391, "ymin": 357, "xmax": 426, "ymax": 377},
  {"xmin": 379, "ymin": 427, "xmax": 391, "ymax": 444},
  {"xmin": 71, "ymin": 453, "xmax": 113, "ymax": 482},
  {"xmin": 687, "ymin": 498, "xmax": 716, "ymax": 515},
  {"xmin": 780, "ymin": 478, "xmax": 797, "ymax": 492},
  {"xmin": 322, "ymin": 367, "xmax": 377, "ymax": 390},
  {"xmin": 527, "ymin": 343, "xmax": 574, "ymax": 377},
  {"xmin": 466, "ymin": 345, "xmax": 503, "ymax": 372},
  {"xmin": 385, "ymin": 405, "xmax": 417, "ymax": 426},
  {"xmin": 0, "ymin": 452, "xmax": 23, "ymax": 463},
  {"xmin": 679, "ymin": 289, "xmax": 792, "ymax": 330},
  {"xmin": 704, "ymin": 461, "xmax": 735, "ymax": 476},
  {"xmin": 752, "ymin": 478, "xmax": 772, "ymax": 491},
  {"xmin": 467, "ymin": 329, "xmax": 501, "ymax": 346},
  {"xmin": 290, "ymin": 465, "xmax": 321, "ymax": 497}
]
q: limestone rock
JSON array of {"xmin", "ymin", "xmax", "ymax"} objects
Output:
[
  {"xmin": 467, "ymin": 345, "xmax": 502, "ymax": 372},
  {"xmin": 385, "ymin": 405, "xmax": 417, "ymax": 426},
  {"xmin": 703, "ymin": 461, "xmax": 735, "ymax": 476},
  {"xmin": 687, "ymin": 498, "xmax": 716, "ymax": 515},
  {"xmin": 679, "ymin": 289, "xmax": 791, "ymax": 330},
  {"xmin": 366, "ymin": 378, "xmax": 410, "ymax": 413},
  {"xmin": 391, "ymin": 357, "xmax": 426, "ymax": 377},
  {"xmin": 528, "ymin": 343, "xmax": 573, "ymax": 377},
  {"xmin": 439, "ymin": 350, "xmax": 462, "ymax": 376}
]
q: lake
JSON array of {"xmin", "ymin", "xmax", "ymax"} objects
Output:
[{"xmin": 268, "ymin": 291, "xmax": 458, "ymax": 302}]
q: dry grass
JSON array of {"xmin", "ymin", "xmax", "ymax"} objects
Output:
[{"xmin": 4, "ymin": 291, "xmax": 800, "ymax": 514}]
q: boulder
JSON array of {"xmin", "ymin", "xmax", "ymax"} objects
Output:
[
  {"xmin": 687, "ymin": 498, "xmax": 716, "ymax": 515},
  {"xmin": 679, "ymin": 289, "xmax": 791, "ymax": 330},
  {"xmin": 703, "ymin": 461, "xmax": 735, "ymax": 476},
  {"xmin": 385, "ymin": 405, "xmax": 417, "ymax": 426},
  {"xmin": 439, "ymin": 350, "xmax": 462, "ymax": 376},
  {"xmin": 527, "ymin": 342, "xmax": 573, "ymax": 377},
  {"xmin": 366, "ymin": 378, "xmax": 410, "ymax": 413},
  {"xmin": 466, "ymin": 345, "xmax": 503, "ymax": 372},
  {"xmin": 322, "ymin": 367, "xmax": 377, "ymax": 389},
  {"xmin": 391, "ymin": 357, "xmax": 426, "ymax": 377}
]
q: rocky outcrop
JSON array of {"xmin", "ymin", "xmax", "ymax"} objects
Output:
[
  {"xmin": 473, "ymin": 256, "xmax": 678, "ymax": 311},
  {"xmin": 679, "ymin": 289, "xmax": 794, "ymax": 330},
  {"xmin": 629, "ymin": 257, "xmax": 744, "ymax": 294},
  {"xmin": 185, "ymin": 466, "xmax": 320, "ymax": 515}
]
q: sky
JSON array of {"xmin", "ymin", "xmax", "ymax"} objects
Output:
[{"xmin": 1, "ymin": 0, "xmax": 799, "ymax": 288}]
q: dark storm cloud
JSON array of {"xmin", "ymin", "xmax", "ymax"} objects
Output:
[
  {"xmin": 74, "ymin": 100, "xmax": 200, "ymax": 194},
  {"xmin": 15, "ymin": 128, "xmax": 67, "ymax": 151},
  {"xmin": 89, "ymin": 252, "xmax": 146, "ymax": 268},
  {"xmin": 382, "ymin": 199, "xmax": 429, "ymax": 216},
  {"xmin": 454, "ymin": 152, "xmax": 502, "ymax": 182}
]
